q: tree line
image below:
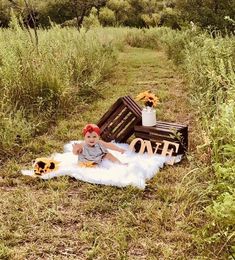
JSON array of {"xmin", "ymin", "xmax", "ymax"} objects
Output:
[{"xmin": 0, "ymin": 0, "xmax": 234, "ymax": 32}]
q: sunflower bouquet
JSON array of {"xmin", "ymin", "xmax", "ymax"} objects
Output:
[{"xmin": 136, "ymin": 90, "xmax": 159, "ymax": 108}]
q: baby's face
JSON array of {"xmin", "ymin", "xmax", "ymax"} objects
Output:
[{"xmin": 84, "ymin": 131, "xmax": 99, "ymax": 146}]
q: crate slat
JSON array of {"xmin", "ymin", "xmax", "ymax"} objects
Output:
[
  {"xmin": 99, "ymin": 104, "xmax": 126, "ymax": 133},
  {"xmin": 123, "ymin": 96, "xmax": 142, "ymax": 117},
  {"xmin": 117, "ymin": 117, "xmax": 139, "ymax": 142}
]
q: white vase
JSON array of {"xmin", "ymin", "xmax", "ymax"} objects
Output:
[{"xmin": 142, "ymin": 106, "xmax": 157, "ymax": 126}]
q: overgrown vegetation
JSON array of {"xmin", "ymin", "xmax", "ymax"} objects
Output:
[
  {"xmin": 156, "ymin": 28, "xmax": 235, "ymax": 258},
  {"xmin": 125, "ymin": 25, "xmax": 235, "ymax": 258},
  {"xmin": 0, "ymin": 17, "xmax": 116, "ymax": 160},
  {"xmin": 0, "ymin": 11, "xmax": 234, "ymax": 258},
  {"xmin": 90, "ymin": 26, "xmax": 235, "ymax": 258}
]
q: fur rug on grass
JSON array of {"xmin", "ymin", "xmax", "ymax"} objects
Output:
[{"xmin": 21, "ymin": 141, "xmax": 180, "ymax": 189}]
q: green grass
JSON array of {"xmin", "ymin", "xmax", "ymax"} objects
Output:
[
  {"xmin": 0, "ymin": 45, "xmax": 204, "ymax": 259},
  {"xmin": 0, "ymin": 23, "xmax": 117, "ymax": 159},
  {"xmin": 2, "ymin": 26, "xmax": 233, "ymax": 258}
]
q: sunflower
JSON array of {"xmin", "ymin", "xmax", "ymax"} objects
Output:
[{"xmin": 136, "ymin": 90, "xmax": 159, "ymax": 108}]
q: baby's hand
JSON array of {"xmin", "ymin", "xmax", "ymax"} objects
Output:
[{"xmin": 72, "ymin": 143, "xmax": 83, "ymax": 155}]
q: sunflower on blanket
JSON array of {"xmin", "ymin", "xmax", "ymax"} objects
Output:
[{"xmin": 32, "ymin": 157, "xmax": 60, "ymax": 176}]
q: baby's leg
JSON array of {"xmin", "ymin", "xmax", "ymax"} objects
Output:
[
  {"xmin": 104, "ymin": 153, "xmax": 121, "ymax": 163},
  {"xmin": 104, "ymin": 153, "xmax": 128, "ymax": 165}
]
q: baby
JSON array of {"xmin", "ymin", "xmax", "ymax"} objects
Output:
[{"xmin": 72, "ymin": 124, "xmax": 126, "ymax": 167}]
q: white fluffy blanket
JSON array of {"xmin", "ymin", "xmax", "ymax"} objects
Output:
[{"xmin": 21, "ymin": 141, "xmax": 180, "ymax": 189}]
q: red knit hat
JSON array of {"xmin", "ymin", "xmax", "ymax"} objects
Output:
[{"xmin": 83, "ymin": 124, "xmax": 100, "ymax": 136}]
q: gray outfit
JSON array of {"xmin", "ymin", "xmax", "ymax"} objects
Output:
[{"xmin": 78, "ymin": 143, "xmax": 108, "ymax": 164}]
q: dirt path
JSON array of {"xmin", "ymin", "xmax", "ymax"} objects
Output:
[{"xmin": 0, "ymin": 47, "xmax": 197, "ymax": 259}]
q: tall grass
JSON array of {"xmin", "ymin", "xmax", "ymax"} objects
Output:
[
  {"xmin": 119, "ymin": 26, "xmax": 234, "ymax": 257},
  {"xmin": 158, "ymin": 28, "xmax": 235, "ymax": 258},
  {"xmin": 0, "ymin": 21, "xmax": 117, "ymax": 160}
]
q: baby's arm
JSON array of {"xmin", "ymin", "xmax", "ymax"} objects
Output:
[
  {"xmin": 99, "ymin": 140, "xmax": 126, "ymax": 153},
  {"xmin": 72, "ymin": 142, "xmax": 85, "ymax": 155}
]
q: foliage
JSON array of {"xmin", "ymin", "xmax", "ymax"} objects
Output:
[
  {"xmin": 176, "ymin": 0, "xmax": 235, "ymax": 32},
  {"xmin": 0, "ymin": 43, "xmax": 198, "ymax": 260},
  {"xmin": 123, "ymin": 25, "xmax": 234, "ymax": 258},
  {"xmin": 99, "ymin": 7, "xmax": 115, "ymax": 26},
  {"xmin": 141, "ymin": 13, "xmax": 161, "ymax": 28},
  {"xmin": 0, "ymin": 109, "xmax": 34, "ymax": 159},
  {"xmin": 124, "ymin": 28, "xmax": 161, "ymax": 49},
  {"xmin": 0, "ymin": 243, "xmax": 11, "ymax": 260},
  {"xmin": 0, "ymin": 1, "xmax": 11, "ymax": 27},
  {"xmin": 0, "ymin": 19, "xmax": 234, "ymax": 258},
  {"xmin": 1, "ymin": 0, "xmax": 234, "ymax": 32},
  {"xmin": 82, "ymin": 7, "xmax": 100, "ymax": 30},
  {"xmin": 0, "ymin": 17, "xmax": 116, "ymax": 157},
  {"xmin": 157, "ymin": 27, "xmax": 235, "ymax": 258},
  {"xmin": 106, "ymin": 0, "xmax": 131, "ymax": 25}
]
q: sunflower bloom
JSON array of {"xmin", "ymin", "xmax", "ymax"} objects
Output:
[{"xmin": 136, "ymin": 90, "xmax": 159, "ymax": 108}]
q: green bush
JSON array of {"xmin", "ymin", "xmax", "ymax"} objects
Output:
[
  {"xmin": 99, "ymin": 7, "xmax": 116, "ymax": 27},
  {"xmin": 82, "ymin": 7, "xmax": 100, "ymax": 30},
  {"xmin": 0, "ymin": 22, "xmax": 116, "ymax": 115},
  {"xmin": 0, "ymin": 109, "xmax": 34, "ymax": 159}
]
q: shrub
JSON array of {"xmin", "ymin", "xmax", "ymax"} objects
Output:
[
  {"xmin": 99, "ymin": 7, "xmax": 116, "ymax": 27},
  {"xmin": 82, "ymin": 7, "xmax": 100, "ymax": 30}
]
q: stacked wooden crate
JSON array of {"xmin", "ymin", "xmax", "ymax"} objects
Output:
[{"xmin": 97, "ymin": 96, "xmax": 188, "ymax": 155}]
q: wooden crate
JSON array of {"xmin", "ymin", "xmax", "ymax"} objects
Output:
[
  {"xmin": 97, "ymin": 96, "xmax": 142, "ymax": 142},
  {"xmin": 134, "ymin": 121, "xmax": 188, "ymax": 155}
]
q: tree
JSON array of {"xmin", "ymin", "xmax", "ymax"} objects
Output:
[
  {"xmin": 99, "ymin": 7, "xmax": 115, "ymax": 26},
  {"xmin": 44, "ymin": 0, "xmax": 106, "ymax": 29},
  {"xmin": 106, "ymin": 0, "xmax": 131, "ymax": 25},
  {"xmin": 141, "ymin": 13, "xmax": 161, "ymax": 27},
  {"xmin": 176, "ymin": 0, "xmax": 235, "ymax": 32},
  {"xmin": 82, "ymin": 7, "xmax": 100, "ymax": 30}
]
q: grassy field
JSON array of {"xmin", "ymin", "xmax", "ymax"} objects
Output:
[
  {"xmin": 1, "ymin": 25, "xmax": 234, "ymax": 259},
  {"xmin": 0, "ymin": 45, "xmax": 203, "ymax": 259}
]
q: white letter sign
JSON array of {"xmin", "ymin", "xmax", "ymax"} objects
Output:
[{"xmin": 129, "ymin": 138, "xmax": 180, "ymax": 165}]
